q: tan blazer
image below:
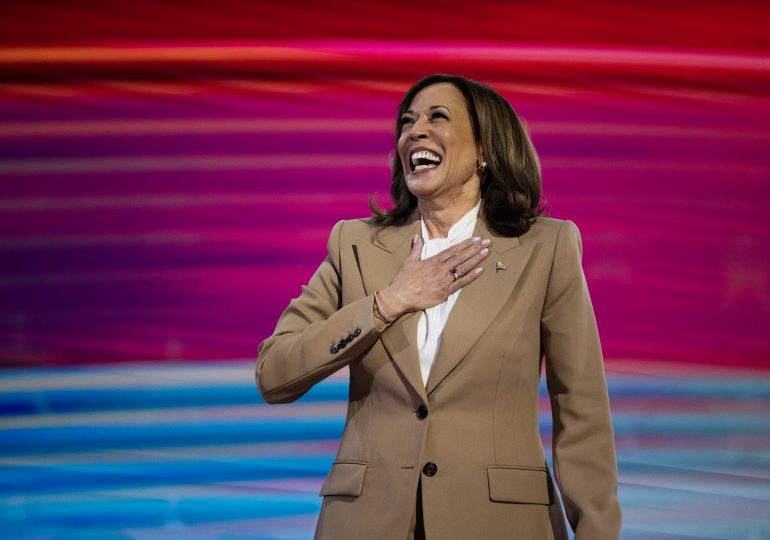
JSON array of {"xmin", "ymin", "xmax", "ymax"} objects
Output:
[{"xmin": 256, "ymin": 209, "xmax": 621, "ymax": 540}]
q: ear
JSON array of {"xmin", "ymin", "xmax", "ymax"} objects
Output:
[{"xmin": 476, "ymin": 147, "xmax": 487, "ymax": 173}]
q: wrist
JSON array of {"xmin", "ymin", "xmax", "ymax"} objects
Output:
[
  {"xmin": 378, "ymin": 286, "xmax": 406, "ymax": 320},
  {"xmin": 373, "ymin": 290, "xmax": 394, "ymax": 325}
]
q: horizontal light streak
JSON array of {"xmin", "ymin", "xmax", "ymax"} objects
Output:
[
  {"xmin": 0, "ymin": 232, "xmax": 201, "ymax": 248},
  {"xmin": 534, "ymin": 122, "xmax": 770, "ymax": 140},
  {"xmin": 0, "ymin": 154, "xmax": 389, "ymax": 174},
  {"xmin": 606, "ymin": 359, "xmax": 770, "ymax": 378},
  {"xmin": 0, "ymin": 45, "xmax": 340, "ymax": 64},
  {"xmin": 1, "ymin": 79, "xmax": 750, "ymax": 105},
  {"xmin": 0, "ymin": 494, "xmax": 322, "ymax": 529},
  {"xmin": 0, "ymin": 362, "xmax": 349, "ymax": 392},
  {"xmin": 0, "ymin": 79, "xmax": 359, "ymax": 97},
  {"xmin": 0, "ymin": 192, "xmax": 362, "ymax": 211},
  {"xmin": 0, "ymin": 227, "xmax": 333, "ymax": 248},
  {"xmin": 337, "ymin": 42, "xmax": 770, "ymax": 72},
  {"xmin": 0, "ymin": 118, "xmax": 765, "ymax": 141},
  {"xmin": 0, "ymin": 361, "xmax": 256, "ymax": 391},
  {"xmin": 0, "ymin": 227, "xmax": 744, "ymax": 254},
  {"xmin": 0, "ymin": 119, "xmax": 391, "ymax": 137},
  {"xmin": 0, "ymin": 403, "xmax": 347, "ymax": 430},
  {"xmin": 0, "ymin": 266, "xmax": 314, "ymax": 287},
  {"xmin": 1, "ymin": 154, "xmax": 765, "ymax": 175},
  {"xmin": 544, "ymin": 157, "xmax": 769, "ymax": 175},
  {"xmin": 0, "ymin": 440, "xmax": 340, "ymax": 467},
  {"xmin": 1, "ymin": 42, "xmax": 768, "ymax": 73}
]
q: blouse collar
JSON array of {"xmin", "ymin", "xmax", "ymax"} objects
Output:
[{"xmin": 420, "ymin": 199, "xmax": 482, "ymax": 242}]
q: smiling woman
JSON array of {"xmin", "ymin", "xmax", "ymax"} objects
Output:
[
  {"xmin": 256, "ymin": 74, "xmax": 621, "ymax": 539},
  {"xmin": 396, "ymin": 83, "xmax": 482, "ymax": 234},
  {"xmin": 373, "ymin": 74, "xmax": 543, "ymax": 239}
]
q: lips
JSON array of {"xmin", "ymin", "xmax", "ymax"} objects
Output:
[{"xmin": 409, "ymin": 149, "xmax": 443, "ymax": 173}]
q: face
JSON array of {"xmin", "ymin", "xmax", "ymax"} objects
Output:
[{"xmin": 397, "ymin": 83, "xmax": 481, "ymax": 202}]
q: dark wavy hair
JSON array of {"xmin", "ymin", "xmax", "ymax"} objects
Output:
[{"xmin": 369, "ymin": 74, "xmax": 547, "ymax": 237}]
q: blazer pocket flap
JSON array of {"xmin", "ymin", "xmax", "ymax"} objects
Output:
[
  {"xmin": 319, "ymin": 462, "xmax": 368, "ymax": 497},
  {"xmin": 487, "ymin": 466, "xmax": 553, "ymax": 505}
]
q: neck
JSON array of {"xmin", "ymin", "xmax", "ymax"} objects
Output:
[{"xmin": 419, "ymin": 190, "xmax": 481, "ymax": 240}]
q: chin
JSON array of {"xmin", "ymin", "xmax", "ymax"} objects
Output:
[
  {"xmin": 405, "ymin": 181, "xmax": 432, "ymax": 200},
  {"xmin": 405, "ymin": 171, "xmax": 443, "ymax": 198}
]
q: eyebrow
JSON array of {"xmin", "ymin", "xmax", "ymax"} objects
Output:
[{"xmin": 404, "ymin": 105, "xmax": 451, "ymax": 115}]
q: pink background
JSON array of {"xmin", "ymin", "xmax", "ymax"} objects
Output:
[
  {"xmin": 1, "ymin": 4, "xmax": 769, "ymax": 539},
  {"xmin": 1, "ymin": 1, "xmax": 769, "ymax": 368}
]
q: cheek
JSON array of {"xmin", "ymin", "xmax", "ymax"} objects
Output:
[
  {"xmin": 446, "ymin": 133, "xmax": 476, "ymax": 166},
  {"xmin": 396, "ymin": 136, "xmax": 409, "ymax": 166},
  {"xmin": 446, "ymin": 146, "xmax": 477, "ymax": 174}
]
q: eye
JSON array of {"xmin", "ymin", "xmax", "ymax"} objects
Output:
[
  {"xmin": 400, "ymin": 116, "xmax": 415, "ymax": 129},
  {"xmin": 431, "ymin": 111, "xmax": 448, "ymax": 120}
]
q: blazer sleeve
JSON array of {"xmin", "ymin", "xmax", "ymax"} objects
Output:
[
  {"xmin": 256, "ymin": 219, "xmax": 388, "ymax": 404},
  {"xmin": 540, "ymin": 220, "xmax": 622, "ymax": 540}
]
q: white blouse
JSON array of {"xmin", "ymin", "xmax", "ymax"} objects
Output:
[{"xmin": 417, "ymin": 200, "xmax": 481, "ymax": 386}]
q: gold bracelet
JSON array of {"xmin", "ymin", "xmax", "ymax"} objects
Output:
[{"xmin": 373, "ymin": 290, "xmax": 394, "ymax": 324}]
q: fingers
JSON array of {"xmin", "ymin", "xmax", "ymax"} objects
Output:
[
  {"xmin": 451, "ymin": 245, "xmax": 489, "ymax": 278},
  {"xmin": 447, "ymin": 265, "xmax": 484, "ymax": 295},
  {"xmin": 436, "ymin": 237, "xmax": 482, "ymax": 263},
  {"xmin": 443, "ymin": 239, "xmax": 490, "ymax": 271}
]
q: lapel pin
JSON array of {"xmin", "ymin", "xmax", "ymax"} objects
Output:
[{"xmin": 496, "ymin": 261, "xmax": 507, "ymax": 272}]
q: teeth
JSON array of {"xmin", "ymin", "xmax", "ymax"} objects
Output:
[
  {"xmin": 410, "ymin": 150, "xmax": 441, "ymax": 165},
  {"xmin": 414, "ymin": 164, "xmax": 437, "ymax": 171}
]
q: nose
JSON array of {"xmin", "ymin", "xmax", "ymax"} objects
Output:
[{"xmin": 409, "ymin": 115, "xmax": 430, "ymax": 140}]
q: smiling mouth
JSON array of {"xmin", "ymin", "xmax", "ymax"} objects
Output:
[{"xmin": 410, "ymin": 150, "xmax": 442, "ymax": 173}]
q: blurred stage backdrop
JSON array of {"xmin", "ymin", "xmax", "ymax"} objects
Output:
[{"xmin": 1, "ymin": 1, "xmax": 769, "ymax": 538}]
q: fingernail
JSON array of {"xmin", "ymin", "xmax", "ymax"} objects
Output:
[
  {"xmin": 414, "ymin": 234, "xmax": 419, "ymax": 242},
  {"xmin": 481, "ymin": 239, "xmax": 491, "ymax": 246},
  {"xmin": 480, "ymin": 248, "xmax": 488, "ymax": 256},
  {"xmin": 472, "ymin": 236, "xmax": 481, "ymax": 242},
  {"xmin": 475, "ymin": 267, "xmax": 483, "ymax": 273}
]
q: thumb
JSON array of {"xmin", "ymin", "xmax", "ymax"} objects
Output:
[{"xmin": 408, "ymin": 234, "xmax": 423, "ymax": 260}]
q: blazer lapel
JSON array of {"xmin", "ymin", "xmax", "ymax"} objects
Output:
[
  {"xmin": 354, "ymin": 211, "xmax": 428, "ymax": 403},
  {"xmin": 425, "ymin": 217, "xmax": 536, "ymax": 396}
]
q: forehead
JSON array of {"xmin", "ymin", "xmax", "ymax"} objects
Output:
[{"xmin": 407, "ymin": 82, "xmax": 468, "ymax": 114}]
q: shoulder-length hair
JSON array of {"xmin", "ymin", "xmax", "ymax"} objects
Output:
[{"xmin": 369, "ymin": 74, "xmax": 547, "ymax": 237}]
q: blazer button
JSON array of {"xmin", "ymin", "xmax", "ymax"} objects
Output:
[
  {"xmin": 416, "ymin": 405, "xmax": 428, "ymax": 420},
  {"xmin": 422, "ymin": 462, "xmax": 437, "ymax": 477}
]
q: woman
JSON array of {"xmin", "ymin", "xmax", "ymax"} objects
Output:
[{"xmin": 256, "ymin": 74, "xmax": 621, "ymax": 540}]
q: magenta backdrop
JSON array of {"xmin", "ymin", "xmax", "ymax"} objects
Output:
[{"xmin": 1, "ymin": 1, "xmax": 769, "ymax": 367}]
